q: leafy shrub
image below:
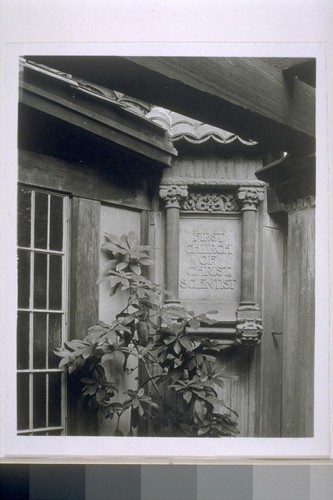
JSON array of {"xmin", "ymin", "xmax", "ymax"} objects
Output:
[{"xmin": 56, "ymin": 231, "xmax": 238, "ymax": 437}]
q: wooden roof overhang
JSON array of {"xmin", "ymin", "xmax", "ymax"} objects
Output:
[
  {"xmin": 27, "ymin": 56, "xmax": 316, "ymax": 157},
  {"xmin": 19, "ymin": 59, "xmax": 177, "ymax": 168},
  {"xmin": 256, "ymin": 153, "xmax": 315, "ymax": 204}
]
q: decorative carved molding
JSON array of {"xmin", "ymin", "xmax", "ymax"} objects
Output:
[
  {"xmin": 236, "ymin": 318, "xmax": 263, "ymax": 346},
  {"xmin": 237, "ymin": 187, "xmax": 265, "ymax": 211},
  {"xmin": 160, "ymin": 179, "xmax": 265, "ymax": 212},
  {"xmin": 284, "ymin": 195, "xmax": 315, "ymax": 212},
  {"xmin": 181, "ymin": 192, "xmax": 240, "ymax": 212},
  {"xmin": 159, "ymin": 184, "xmax": 188, "ymax": 208},
  {"xmin": 161, "ymin": 177, "xmax": 266, "ymax": 188}
]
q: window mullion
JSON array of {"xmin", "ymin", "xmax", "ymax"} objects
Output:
[
  {"xmin": 62, "ymin": 196, "xmax": 69, "ymax": 435},
  {"xmin": 28, "ymin": 190, "xmax": 35, "ymax": 432}
]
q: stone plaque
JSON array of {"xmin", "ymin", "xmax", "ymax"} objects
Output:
[{"xmin": 179, "ymin": 216, "xmax": 241, "ymax": 321}]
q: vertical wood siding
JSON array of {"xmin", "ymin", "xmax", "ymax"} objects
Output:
[
  {"xmin": 282, "ymin": 206, "xmax": 315, "ymax": 436},
  {"xmin": 68, "ymin": 197, "xmax": 100, "ymax": 435},
  {"xmin": 70, "ymin": 198, "xmax": 100, "ymax": 340},
  {"xmin": 258, "ymin": 223, "xmax": 285, "ymax": 436}
]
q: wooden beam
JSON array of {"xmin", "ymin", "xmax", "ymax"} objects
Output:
[
  {"xmin": 18, "ymin": 150, "xmax": 153, "ymax": 211},
  {"xmin": 20, "ymin": 69, "xmax": 177, "ymax": 166},
  {"xmin": 261, "ymin": 57, "xmax": 314, "ymax": 71},
  {"xmin": 28, "ymin": 56, "xmax": 316, "ymax": 155}
]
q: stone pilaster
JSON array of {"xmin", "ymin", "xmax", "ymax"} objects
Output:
[
  {"xmin": 159, "ymin": 183, "xmax": 188, "ymax": 303},
  {"xmin": 236, "ymin": 187, "xmax": 264, "ymax": 346}
]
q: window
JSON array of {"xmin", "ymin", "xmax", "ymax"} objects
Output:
[{"xmin": 17, "ymin": 186, "xmax": 68, "ymax": 435}]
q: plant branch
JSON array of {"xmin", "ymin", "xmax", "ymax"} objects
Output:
[{"xmin": 135, "ymin": 344, "xmax": 186, "ymax": 436}]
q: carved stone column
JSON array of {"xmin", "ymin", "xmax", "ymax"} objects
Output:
[
  {"xmin": 159, "ymin": 183, "xmax": 188, "ymax": 303},
  {"xmin": 236, "ymin": 187, "xmax": 264, "ymax": 346}
]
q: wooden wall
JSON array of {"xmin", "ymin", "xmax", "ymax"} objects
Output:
[{"xmin": 282, "ymin": 203, "xmax": 315, "ymax": 437}]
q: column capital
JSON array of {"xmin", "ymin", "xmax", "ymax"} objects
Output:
[
  {"xmin": 159, "ymin": 184, "xmax": 188, "ymax": 208},
  {"xmin": 237, "ymin": 187, "xmax": 265, "ymax": 211}
]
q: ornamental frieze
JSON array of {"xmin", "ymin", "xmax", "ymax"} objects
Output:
[{"xmin": 180, "ymin": 192, "xmax": 240, "ymax": 212}]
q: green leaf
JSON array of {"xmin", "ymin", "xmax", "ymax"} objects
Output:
[
  {"xmin": 126, "ymin": 231, "xmax": 138, "ymax": 247},
  {"xmin": 212, "ymin": 378, "xmax": 225, "ymax": 390},
  {"xmin": 102, "ymin": 241, "xmax": 128, "ymax": 255},
  {"xmin": 122, "ymin": 312, "xmax": 138, "ymax": 325},
  {"xmin": 163, "ymin": 335, "xmax": 177, "ymax": 345},
  {"xmin": 130, "ymin": 263, "xmax": 141, "ymax": 274},
  {"xmin": 137, "ymin": 388, "xmax": 145, "ymax": 398},
  {"xmin": 194, "ymin": 399, "xmax": 207, "ymax": 421},
  {"xmin": 198, "ymin": 425, "xmax": 210, "ymax": 436},
  {"xmin": 139, "ymin": 257, "xmax": 154, "ymax": 266},
  {"xmin": 120, "ymin": 233, "xmax": 130, "ymax": 248},
  {"xmin": 103, "ymin": 259, "xmax": 118, "ymax": 271},
  {"xmin": 196, "ymin": 354, "xmax": 203, "ymax": 366},
  {"xmin": 59, "ymin": 357, "xmax": 71, "ymax": 369},
  {"xmin": 109, "ymin": 276, "xmax": 122, "ymax": 288},
  {"xmin": 96, "ymin": 389, "xmax": 106, "ymax": 403},
  {"xmin": 183, "ymin": 391, "xmax": 192, "ymax": 404},
  {"xmin": 173, "ymin": 341, "xmax": 181, "ymax": 355},
  {"xmin": 82, "ymin": 384, "xmax": 98, "ymax": 396},
  {"xmin": 179, "ymin": 337, "xmax": 200, "ymax": 352},
  {"xmin": 81, "ymin": 345, "xmax": 94, "ymax": 359},
  {"xmin": 189, "ymin": 318, "xmax": 200, "ymax": 330},
  {"xmin": 203, "ymin": 354, "xmax": 217, "ymax": 363},
  {"xmin": 101, "ymin": 351, "xmax": 125, "ymax": 365},
  {"xmin": 80, "ymin": 377, "xmax": 97, "ymax": 385},
  {"xmin": 116, "ymin": 261, "xmax": 129, "ymax": 271}
]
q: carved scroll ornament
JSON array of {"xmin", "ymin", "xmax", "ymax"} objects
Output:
[{"xmin": 181, "ymin": 192, "xmax": 240, "ymax": 212}]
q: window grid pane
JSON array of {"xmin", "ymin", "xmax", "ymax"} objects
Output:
[
  {"xmin": 17, "ymin": 186, "xmax": 32, "ymax": 247},
  {"xmin": 17, "ymin": 187, "xmax": 68, "ymax": 435}
]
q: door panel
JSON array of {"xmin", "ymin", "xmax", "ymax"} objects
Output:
[
  {"xmin": 214, "ymin": 347, "xmax": 253, "ymax": 437},
  {"xmin": 258, "ymin": 223, "xmax": 285, "ymax": 436}
]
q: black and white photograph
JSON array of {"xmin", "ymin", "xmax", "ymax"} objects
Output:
[
  {"xmin": 11, "ymin": 53, "xmax": 325, "ymax": 442},
  {"xmin": 1, "ymin": 24, "xmax": 331, "ymax": 458}
]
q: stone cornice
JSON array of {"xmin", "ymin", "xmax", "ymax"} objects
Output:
[{"xmin": 160, "ymin": 177, "xmax": 266, "ymax": 188}]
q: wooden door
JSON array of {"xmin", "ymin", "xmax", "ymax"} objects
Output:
[{"xmin": 256, "ymin": 215, "xmax": 286, "ymax": 436}]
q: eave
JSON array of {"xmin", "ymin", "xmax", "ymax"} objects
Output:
[
  {"xmin": 19, "ymin": 59, "xmax": 177, "ymax": 168},
  {"xmin": 27, "ymin": 56, "xmax": 316, "ymax": 156}
]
